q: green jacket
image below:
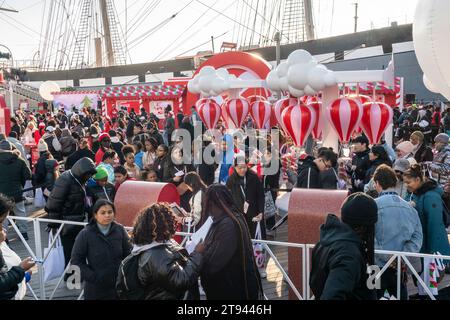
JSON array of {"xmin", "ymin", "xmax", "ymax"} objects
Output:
[
  {"xmin": 407, "ymin": 180, "xmax": 450, "ymax": 256},
  {"xmin": 0, "ymin": 151, "xmax": 31, "ymax": 202}
]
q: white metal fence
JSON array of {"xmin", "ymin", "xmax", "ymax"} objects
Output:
[{"xmin": 5, "ymin": 215, "xmax": 450, "ymax": 300}]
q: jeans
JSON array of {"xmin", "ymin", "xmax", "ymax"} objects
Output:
[{"xmin": 3, "ymin": 201, "xmax": 27, "ymax": 234}]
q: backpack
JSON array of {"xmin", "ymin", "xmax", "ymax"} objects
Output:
[{"xmin": 116, "ymin": 253, "xmax": 146, "ymax": 300}]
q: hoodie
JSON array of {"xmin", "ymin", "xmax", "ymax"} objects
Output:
[
  {"xmin": 310, "ymin": 214, "xmax": 376, "ymax": 300},
  {"xmin": 296, "ymin": 156, "xmax": 321, "ymax": 189}
]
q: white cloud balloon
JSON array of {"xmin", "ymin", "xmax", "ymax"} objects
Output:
[
  {"xmin": 266, "ymin": 49, "xmax": 337, "ymax": 96},
  {"xmin": 187, "ymin": 66, "xmax": 235, "ymax": 97}
]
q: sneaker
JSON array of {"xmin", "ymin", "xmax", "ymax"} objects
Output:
[{"xmin": 259, "ymin": 268, "xmax": 267, "ymax": 279}]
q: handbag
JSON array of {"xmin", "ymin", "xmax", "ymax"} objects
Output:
[
  {"xmin": 253, "ymin": 222, "xmax": 266, "ymax": 269},
  {"xmin": 43, "ymin": 232, "xmax": 66, "ymax": 282},
  {"xmin": 34, "ymin": 188, "xmax": 46, "ymax": 208},
  {"xmin": 264, "ymin": 191, "xmax": 277, "ymax": 220}
]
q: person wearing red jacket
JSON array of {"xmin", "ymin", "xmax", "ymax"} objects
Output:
[{"xmin": 95, "ymin": 133, "xmax": 111, "ymax": 165}]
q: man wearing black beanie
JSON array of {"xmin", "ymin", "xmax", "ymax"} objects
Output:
[{"xmin": 310, "ymin": 192, "xmax": 378, "ymax": 300}]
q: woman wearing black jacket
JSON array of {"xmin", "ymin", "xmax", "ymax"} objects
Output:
[
  {"xmin": 132, "ymin": 203, "xmax": 204, "ymax": 300},
  {"xmin": 71, "ymin": 200, "xmax": 131, "ymax": 300},
  {"xmin": 200, "ymin": 184, "xmax": 264, "ymax": 300},
  {"xmin": 310, "ymin": 193, "xmax": 378, "ymax": 300},
  {"xmin": 226, "ymin": 157, "xmax": 265, "ymax": 239}
]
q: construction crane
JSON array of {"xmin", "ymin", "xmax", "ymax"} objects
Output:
[{"xmin": 39, "ymin": 0, "xmax": 128, "ymax": 71}]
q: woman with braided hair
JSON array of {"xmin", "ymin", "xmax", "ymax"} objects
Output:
[
  {"xmin": 200, "ymin": 184, "xmax": 264, "ymax": 300},
  {"xmin": 132, "ymin": 203, "xmax": 204, "ymax": 300}
]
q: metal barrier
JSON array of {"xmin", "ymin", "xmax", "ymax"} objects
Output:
[{"xmin": 5, "ymin": 215, "xmax": 449, "ymax": 300}]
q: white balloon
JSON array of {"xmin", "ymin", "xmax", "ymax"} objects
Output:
[
  {"xmin": 287, "ymin": 49, "xmax": 314, "ymax": 66},
  {"xmin": 266, "ymin": 70, "xmax": 280, "ymax": 90},
  {"xmin": 307, "ymin": 68, "xmax": 328, "ymax": 91},
  {"xmin": 279, "ymin": 77, "xmax": 289, "ymax": 91},
  {"xmin": 276, "ymin": 62, "xmax": 289, "ymax": 77},
  {"xmin": 288, "ymin": 86, "xmax": 304, "ymax": 98},
  {"xmin": 187, "ymin": 80, "xmax": 199, "ymax": 94},
  {"xmin": 287, "ymin": 66, "xmax": 309, "ymax": 90},
  {"xmin": 199, "ymin": 66, "xmax": 216, "ymax": 75},
  {"xmin": 216, "ymin": 68, "xmax": 229, "ymax": 79},
  {"xmin": 324, "ymin": 72, "xmax": 337, "ymax": 86},
  {"xmin": 413, "ymin": 0, "xmax": 450, "ymax": 99},
  {"xmin": 423, "ymin": 74, "xmax": 439, "ymax": 93},
  {"xmin": 304, "ymin": 85, "xmax": 317, "ymax": 96},
  {"xmin": 39, "ymin": 81, "xmax": 60, "ymax": 101}
]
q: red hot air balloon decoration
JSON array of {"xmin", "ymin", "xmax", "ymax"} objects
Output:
[
  {"xmin": 274, "ymin": 97, "xmax": 298, "ymax": 130},
  {"xmin": 360, "ymin": 102, "xmax": 393, "ymax": 145},
  {"xmin": 307, "ymin": 98, "xmax": 322, "ymax": 140},
  {"xmin": 326, "ymin": 97, "xmax": 363, "ymax": 143},
  {"xmin": 250, "ymin": 100, "xmax": 272, "ymax": 129},
  {"xmin": 224, "ymin": 98, "xmax": 250, "ymax": 128},
  {"xmin": 281, "ymin": 103, "xmax": 316, "ymax": 147},
  {"xmin": 347, "ymin": 94, "xmax": 372, "ymax": 135},
  {"xmin": 196, "ymin": 99, "xmax": 221, "ymax": 130}
]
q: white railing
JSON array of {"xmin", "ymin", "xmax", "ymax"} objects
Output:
[{"xmin": 5, "ymin": 216, "xmax": 449, "ymax": 301}]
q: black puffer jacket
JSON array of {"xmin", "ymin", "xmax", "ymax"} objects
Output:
[
  {"xmin": 0, "ymin": 151, "xmax": 32, "ymax": 202},
  {"xmin": 71, "ymin": 220, "xmax": 132, "ymax": 300},
  {"xmin": 296, "ymin": 156, "xmax": 321, "ymax": 189},
  {"xmin": 46, "ymin": 157, "xmax": 97, "ymax": 224},
  {"xmin": 0, "ymin": 251, "xmax": 25, "ymax": 300},
  {"xmin": 310, "ymin": 214, "xmax": 377, "ymax": 300},
  {"xmin": 137, "ymin": 240, "xmax": 202, "ymax": 300}
]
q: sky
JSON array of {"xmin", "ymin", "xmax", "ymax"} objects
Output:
[{"xmin": 0, "ymin": 0, "xmax": 418, "ymax": 65}]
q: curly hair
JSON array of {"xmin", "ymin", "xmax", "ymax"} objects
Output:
[{"xmin": 132, "ymin": 203, "xmax": 177, "ymax": 245}]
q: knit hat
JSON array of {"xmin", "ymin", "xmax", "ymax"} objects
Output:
[
  {"xmin": 395, "ymin": 141, "xmax": 415, "ymax": 154},
  {"xmin": 0, "ymin": 140, "xmax": 12, "ymax": 151},
  {"xmin": 435, "ymin": 133, "xmax": 450, "ymax": 144},
  {"xmin": 411, "ymin": 131, "xmax": 424, "ymax": 141},
  {"xmin": 393, "ymin": 158, "xmax": 410, "ymax": 173},
  {"xmin": 341, "ymin": 193, "xmax": 378, "ymax": 227},
  {"xmin": 37, "ymin": 139, "xmax": 49, "ymax": 152},
  {"xmin": 93, "ymin": 167, "xmax": 109, "ymax": 181},
  {"xmin": 98, "ymin": 133, "xmax": 111, "ymax": 142}
]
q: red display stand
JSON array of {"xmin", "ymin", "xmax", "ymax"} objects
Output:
[
  {"xmin": 287, "ymin": 188, "xmax": 348, "ymax": 300},
  {"xmin": 114, "ymin": 181, "xmax": 180, "ymax": 228}
]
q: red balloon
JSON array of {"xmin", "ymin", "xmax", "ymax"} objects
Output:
[
  {"xmin": 196, "ymin": 99, "xmax": 221, "ymax": 130},
  {"xmin": 327, "ymin": 98, "xmax": 363, "ymax": 143},
  {"xmin": 247, "ymin": 95, "xmax": 267, "ymax": 105},
  {"xmin": 360, "ymin": 102, "xmax": 393, "ymax": 144},
  {"xmin": 281, "ymin": 103, "xmax": 316, "ymax": 147},
  {"xmin": 250, "ymin": 100, "xmax": 272, "ymax": 129},
  {"xmin": 347, "ymin": 94, "xmax": 372, "ymax": 134},
  {"xmin": 224, "ymin": 98, "xmax": 250, "ymax": 128},
  {"xmin": 274, "ymin": 97, "xmax": 298, "ymax": 130},
  {"xmin": 308, "ymin": 101, "xmax": 322, "ymax": 140}
]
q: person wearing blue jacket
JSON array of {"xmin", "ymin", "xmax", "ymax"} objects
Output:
[
  {"xmin": 373, "ymin": 164, "xmax": 423, "ymax": 299},
  {"xmin": 218, "ymin": 134, "xmax": 235, "ymax": 184},
  {"xmin": 404, "ymin": 164, "xmax": 450, "ymax": 257}
]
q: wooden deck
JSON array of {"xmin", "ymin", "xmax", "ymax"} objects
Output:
[
  {"xmin": 5, "ymin": 204, "xmax": 290, "ymax": 300},
  {"xmin": 9, "ymin": 203, "xmax": 447, "ymax": 300}
]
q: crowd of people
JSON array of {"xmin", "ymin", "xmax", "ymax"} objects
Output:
[{"xmin": 1, "ymin": 100, "xmax": 450, "ymax": 300}]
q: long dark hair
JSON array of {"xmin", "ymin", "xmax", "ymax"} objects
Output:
[
  {"xmin": 202, "ymin": 184, "xmax": 263, "ymax": 299},
  {"xmin": 353, "ymin": 226, "xmax": 376, "ymax": 266},
  {"xmin": 184, "ymin": 172, "xmax": 206, "ymax": 195}
]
